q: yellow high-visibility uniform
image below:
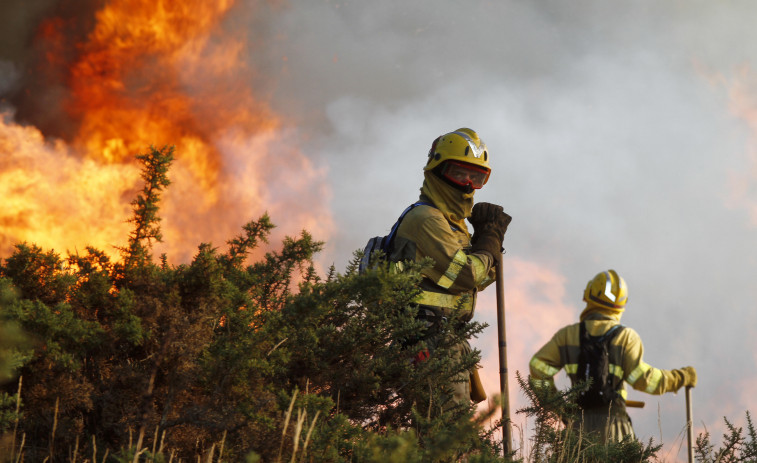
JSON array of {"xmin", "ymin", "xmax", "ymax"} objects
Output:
[
  {"xmin": 389, "ymin": 173, "xmax": 496, "ymax": 405},
  {"xmin": 392, "ymin": 201, "xmax": 495, "ymax": 319},
  {"xmin": 529, "ymin": 313, "xmax": 693, "ymax": 442}
]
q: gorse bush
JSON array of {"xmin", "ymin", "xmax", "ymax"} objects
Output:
[
  {"xmin": 0, "ymin": 146, "xmax": 505, "ymax": 462},
  {"xmin": 694, "ymin": 411, "xmax": 757, "ymax": 463}
]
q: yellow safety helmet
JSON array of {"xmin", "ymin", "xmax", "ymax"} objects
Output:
[
  {"xmin": 583, "ymin": 270, "xmax": 628, "ymax": 310},
  {"xmin": 425, "ymin": 128, "xmax": 491, "ymax": 183}
]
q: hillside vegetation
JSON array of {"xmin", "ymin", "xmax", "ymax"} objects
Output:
[{"xmin": 0, "ymin": 146, "xmax": 753, "ymax": 462}]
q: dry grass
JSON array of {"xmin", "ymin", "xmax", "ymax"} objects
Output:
[
  {"xmin": 273, "ymin": 390, "xmax": 321, "ymax": 463},
  {"xmin": 3, "ymin": 386, "xmax": 322, "ymax": 463}
]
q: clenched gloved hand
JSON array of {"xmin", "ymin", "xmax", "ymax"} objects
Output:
[
  {"xmin": 679, "ymin": 366, "xmax": 697, "ymax": 388},
  {"xmin": 469, "ymin": 202, "xmax": 512, "ymax": 260},
  {"xmin": 469, "ymin": 202, "xmax": 507, "ymax": 230}
]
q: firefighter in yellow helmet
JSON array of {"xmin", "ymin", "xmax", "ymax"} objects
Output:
[
  {"xmin": 389, "ymin": 128, "xmax": 511, "ymax": 408},
  {"xmin": 529, "ymin": 270, "xmax": 697, "ymax": 443}
]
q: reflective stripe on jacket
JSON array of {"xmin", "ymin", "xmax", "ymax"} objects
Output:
[
  {"xmin": 391, "ymin": 203, "xmax": 495, "ymax": 317},
  {"xmin": 529, "ymin": 317, "xmax": 688, "ymax": 401}
]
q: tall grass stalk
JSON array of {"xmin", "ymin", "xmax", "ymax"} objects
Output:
[
  {"xmin": 49, "ymin": 397, "xmax": 59, "ymax": 460},
  {"xmin": 206, "ymin": 443, "xmax": 216, "ymax": 463},
  {"xmin": 14, "ymin": 434, "xmax": 25, "ymax": 463},
  {"xmin": 72, "ymin": 435, "xmax": 79, "ymax": 463},
  {"xmin": 10, "ymin": 376, "xmax": 21, "ymax": 463},
  {"xmin": 289, "ymin": 408, "xmax": 306, "ymax": 463},
  {"xmin": 150, "ymin": 426, "xmax": 159, "ymax": 461},
  {"xmin": 158, "ymin": 429, "xmax": 167, "ymax": 455},
  {"xmin": 298, "ymin": 411, "xmax": 320, "ymax": 463},
  {"xmin": 217, "ymin": 430, "xmax": 227, "ymax": 461},
  {"xmin": 133, "ymin": 369, "xmax": 157, "ymax": 463},
  {"xmin": 132, "ymin": 427, "xmax": 145, "ymax": 463},
  {"xmin": 277, "ymin": 390, "xmax": 298, "ymax": 463}
]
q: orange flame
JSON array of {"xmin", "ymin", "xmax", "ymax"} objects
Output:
[
  {"xmin": 0, "ymin": 116, "xmax": 138, "ymax": 255},
  {"xmin": 1, "ymin": 0, "xmax": 332, "ymax": 261}
]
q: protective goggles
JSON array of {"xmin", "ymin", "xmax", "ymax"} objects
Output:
[{"xmin": 441, "ymin": 160, "xmax": 490, "ymax": 189}]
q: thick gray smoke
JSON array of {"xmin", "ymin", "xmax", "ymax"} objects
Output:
[{"xmin": 0, "ymin": 0, "xmax": 100, "ymax": 138}]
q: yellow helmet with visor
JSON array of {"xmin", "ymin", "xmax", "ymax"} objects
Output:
[
  {"xmin": 583, "ymin": 270, "xmax": 628, "ymax": 310},
  {"xmin": 425, "ymin": 128, "xmax": 491, "ymax": 187}
]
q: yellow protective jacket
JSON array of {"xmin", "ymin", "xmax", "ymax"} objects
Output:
[
  {"xmin": 390, "ymin": 198, "xmax": 495, "ymax": 319},
  {"xmin": 529, "ymin": 315, "xmax": 691, "ymax": 404}
]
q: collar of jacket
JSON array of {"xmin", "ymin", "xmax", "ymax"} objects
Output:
[{"xmin": 580, "ymin": 303, "xmax": 624, "ymax": 322}]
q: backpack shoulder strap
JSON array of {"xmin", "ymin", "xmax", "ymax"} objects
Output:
[
  {"xmin": 599, "ymin": 324, "xmax": 624, "ymax": 343},
  {"xmin": 579, "ymin": 320, "xmax": 587, "ymax": 342},
  {"xmin": 383, "ymin": 201, "xmax": 435, "ymax": 252},
  {"xmin": 581, "ymin": 322, "xmax": 624, "ymax": 343}
]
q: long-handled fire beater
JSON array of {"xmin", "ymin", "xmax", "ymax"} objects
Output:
[
  {"xmin": 686, "ymin": 386, "xmax": 694, "ymax": 463},
  {"xmin": 495, "ymin": 261, "xmax": 512, "ymax": 455}
]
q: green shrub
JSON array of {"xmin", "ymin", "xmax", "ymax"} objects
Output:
[{"xmin": 0, "ymin": 146, "xmax": 503, "ymax": 462}]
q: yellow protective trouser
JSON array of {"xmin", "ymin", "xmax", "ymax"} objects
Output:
[{"xmin": 448, "ymin": 341, "xmax": 473, "ymax": 407}]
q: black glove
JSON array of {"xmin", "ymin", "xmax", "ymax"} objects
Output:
[
  {"xmin": 469, "ymin": 202, "xmax": 511, "ymax": 260},
  {"xmin": 469, "ymin": 202, "xmax": 506, "ymax": 232}
]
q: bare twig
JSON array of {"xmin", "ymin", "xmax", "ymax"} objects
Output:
[{"xmin": 267, "ymin": 338, "xmax": 288, "ymax": 357}]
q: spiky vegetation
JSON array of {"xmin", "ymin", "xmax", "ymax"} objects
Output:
[
  {"xmin": 0, "ymin": 146, "xmax": 504, "ymax": 462},
  {"xmin": 694, "ymin": 412, "xmax": 757, "ymax": 462}
]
